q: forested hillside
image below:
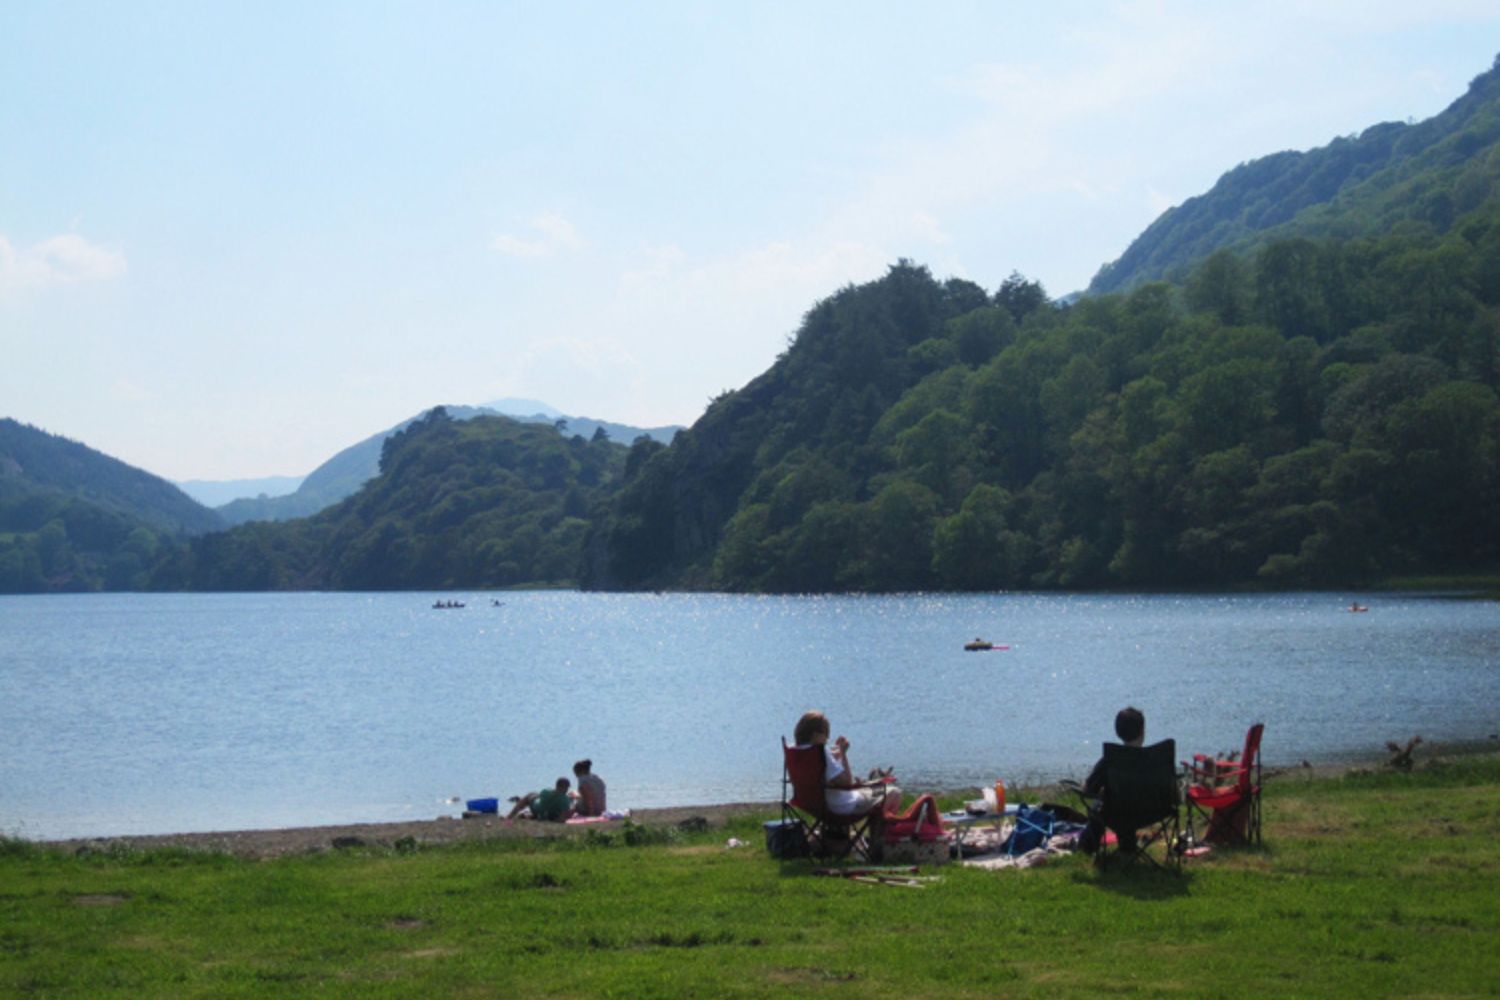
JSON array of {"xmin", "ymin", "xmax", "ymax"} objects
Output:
[
  {"xmin": 1090, "ymin": 55, "xmax": 1500, "ymax": 294},
  {"xmin": 586, "ymin": 224, "xmax": 1500, "ymax": 591},
  {"xmin": 0, "ymin": 420, "xmax": 222, "ymax": 591},
  {"xmin": 155, "ymin": 410, "xmax": 628, "ymax": 590},
  {"xmin": 216, "ymin": 404, "xmax": 677, "ymax": 526},
  {"xmin": 0, "ymin": 419, "xmax": 222, "ymax": 535}
]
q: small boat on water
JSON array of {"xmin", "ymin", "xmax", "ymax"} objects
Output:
[
  {"xmin": 1347, "ymin": 603, "xmax": 1369, "ymax": 613},
  {"xmin": 964, "ymin": 638, "xmax": 1011, "ymax": 651},
  {"xmin": 432, "ymin": 600, "xmax": 466, "ymax": 609}
]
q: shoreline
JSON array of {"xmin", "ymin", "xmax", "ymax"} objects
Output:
[
  {"xmin": 31, "ymin": 742, "xmax": 1499, "ymax": 859},
  {"xmin": 36, "ymin": 801, "xmax": 779, "ymax": 859}
]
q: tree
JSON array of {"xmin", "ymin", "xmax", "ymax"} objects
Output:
[
  {"xmin": 1175, "ymin": 359, "xmax": 1278, "ymax": 455},
  {"xmin": 946, "ymin": 307, "xmax": 1015, "ymax": 367},
  {"xmin": 995, "ymin": 271, "xmax": 1049, "ymax": 324},
  {"xmin": 931, "ymin": 484, "xmax": 1013, "ymax": 590},
  {"xmin": 1255, "ymin": 239, "xmax": 1331, "ymax": 341},
  {"xmin": 855, "ymin": 482, "xmax": 940, "ymax": 591},
  {"xmin": 894, "ymin": 409, "xmax": 972, "ymax": 503},
  {"xmin": 1185, "ymin": 249, "xmax": 1251, "ymax": 324}
]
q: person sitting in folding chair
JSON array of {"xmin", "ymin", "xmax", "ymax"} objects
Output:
[
  {"xmin": 1078, "ymin": 706, "xmax": 1145, "ymax": 855},
  {"xmin": 793, "ymin": 711, "xmax": 900, "ymax": 849},
  {"xmin": 792, "ymin": 710, "xmax": 894, "ymax": 851},
  {"xmin": 1067, "ymin": 706, "xmax": 1183, "ymax": 870}
]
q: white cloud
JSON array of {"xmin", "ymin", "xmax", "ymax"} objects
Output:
[
  {"xmin": 490, "ymin": 213, "xmax": 585, "ymax": 259},
  {"xmin": 0, "ymin": 233, "xmax": 127, "ymax": 296}
]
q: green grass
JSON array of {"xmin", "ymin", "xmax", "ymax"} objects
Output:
[{"xmin": 4, "ymin": 759, "xmax": 1499, "ymax": 997}]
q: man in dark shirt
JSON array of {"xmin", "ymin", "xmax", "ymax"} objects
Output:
[{"xmin": 1078, "ymin": 706, "xmax": 1145, "ymax": 854}]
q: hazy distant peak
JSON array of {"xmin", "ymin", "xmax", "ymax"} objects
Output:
[
  {"xmin": 176, "ymin": 475, "xmax": 305, "ymax": 507},
  {"xmin": 481, "ymin": 398, "xmax": 566, "ymax": 420}
]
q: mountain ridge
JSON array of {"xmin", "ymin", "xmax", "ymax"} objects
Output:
[
  {"xmin": 214, "ymin": 402, "xmax": 681, "ymax": 526},
  {"xmin": 1089, "ymin": 54, "xmax": 1500, "ymax": 294},
  {"xmin": 0, "ymin": 418, "xmax": 222, "ymax": 536}
]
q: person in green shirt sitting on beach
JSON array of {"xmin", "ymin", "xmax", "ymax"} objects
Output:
[{"xmin": 506, "ymin": 777, "xmax": 576, "ymax": 822}]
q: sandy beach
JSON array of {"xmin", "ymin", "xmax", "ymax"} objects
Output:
[{"xmin": 40, "ymin": 801, "xmax": 779, "ymax": 859}]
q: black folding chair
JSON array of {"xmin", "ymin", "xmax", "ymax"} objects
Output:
[{"xmin": 1070, "ymin": 740, "xmax": 1183, "ymax": 872}]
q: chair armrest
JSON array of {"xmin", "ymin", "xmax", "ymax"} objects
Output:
[{"xmin": 1184, "ymin": 756, "xmax": 1245, "ymax": 782}]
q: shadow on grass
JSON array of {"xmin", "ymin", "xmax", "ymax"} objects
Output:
[
  {"xmin": 1070, "ymin": 860, "xmax": 1193, "ymax": 900},
  {"xmin": 776, "ymin": 858, "xmax": 864, "ymax": 879}
]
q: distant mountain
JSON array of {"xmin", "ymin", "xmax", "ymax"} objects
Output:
[
  {"xmin": 0, "ymin": 418, "xmax": 223, "ymax": 592},
  {"xmin": 217, "ymin": 402, "xmax": 681, "ymax": 526},
  {"xmin": 1089, "ymin": 54, "xmax": 1500, "ymax": 294},
  {"xmin": 177, "ymin": 475, "xmax": 303, "ymax": 507},
  {"xmin": 163, "ymin": 409, "xmax": 628, "ymax": 590},
  {"xmin": 216, "ymin": 422, "xmax": 401, "ymax": 526},
  {"xmin": 483, "ymin": 397, "xmax": 565, "ymax": 420}
]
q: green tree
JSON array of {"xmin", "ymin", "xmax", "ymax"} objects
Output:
[
  {"xmin": 1185, "ymin": 249, "xmax": 1251, "ymax": 324},
  {"xmin": 995, "ymin": 271, "xmax": 1049, "ymax": 324},
  {"xmin": 931, "ymin": 484, "xmax": 1013, "ymax": 590}
]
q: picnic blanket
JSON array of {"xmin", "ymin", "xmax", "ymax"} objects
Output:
[{"xmin": 956, "ymin": 806, "xmax": 1088, "ymax": 870}]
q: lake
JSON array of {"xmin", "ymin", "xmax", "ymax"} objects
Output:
[{"xmin": 2, "ymin": 591, "xmax": 1497, "ymax": 840}]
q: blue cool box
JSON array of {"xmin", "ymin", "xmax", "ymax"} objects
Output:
[{"xmin": 466, "ymin": 797, "xmax": 499, "ymax": 814}]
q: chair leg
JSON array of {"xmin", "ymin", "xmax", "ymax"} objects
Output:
[
  {"xmin": 1183, "ymin": 798, "xmax": 1210, "ymax": 847},
  {"xmin": 1099, "ymin": 817, "xmax": 1182, "ymax": 873}
]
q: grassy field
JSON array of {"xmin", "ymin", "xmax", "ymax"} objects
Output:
[{"xmin": 3, "ymin": 757, "xmax": 1498, "ymax": 998}]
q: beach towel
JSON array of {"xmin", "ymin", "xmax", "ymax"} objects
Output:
[{"xmin": 564, "ymin": 809, "xmax": 630, "ymax": 825}]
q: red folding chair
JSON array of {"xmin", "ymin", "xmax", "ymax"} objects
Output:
[
  {"xmin": 1184, "ymin": 723, "xmax": 1264, "ymax": 846},
  {"xmin": 781, "ymin": 738, "xmax": 884, "ymax": 861}
]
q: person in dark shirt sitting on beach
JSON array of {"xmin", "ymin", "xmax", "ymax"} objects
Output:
[
  {"xmin": 573, "ymin": 759, "xmax": 606, "ymax": 817},
  {"xmin": 507, "ymin": 777, "xmax": 575, "ymax": 822},
  {"xmin": 1078, "ymin": 706, "xmax": 1146, "ymax": 855}
]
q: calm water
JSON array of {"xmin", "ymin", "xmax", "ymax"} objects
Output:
[{"xmin": 2, "ymin": 591, "xmax": 1497, "ymax": 840}]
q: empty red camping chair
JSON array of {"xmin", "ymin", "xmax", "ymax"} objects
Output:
[
  {"xmin": 781, "ymin": 738, "xmax": 884, "ymax": 861},
  {"xmin": 882, "ymin": 793, "xmax": 947, "ymax": 844},
  {"xmin": 1184, "ymin": 722, "xmax": 1264, "ymax": 846}
]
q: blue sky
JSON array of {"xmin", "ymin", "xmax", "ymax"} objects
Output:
[{"xmin": 4, "ymin": 2, "xmax": 1499, "ymax": 481}]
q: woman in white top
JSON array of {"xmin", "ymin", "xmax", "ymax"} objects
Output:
[{"xmin": 793, "ymin": 710, "xmax": 901, "ymax": 816}]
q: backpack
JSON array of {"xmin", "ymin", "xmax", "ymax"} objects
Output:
[{"xmin": 1000, "ymin": 804, "xmax": 1056, "ymax": 855}]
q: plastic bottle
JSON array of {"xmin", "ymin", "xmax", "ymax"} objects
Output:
[{"xmin": 993, "ymin": 778, "xmax": 1006, "ymax": 814}]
